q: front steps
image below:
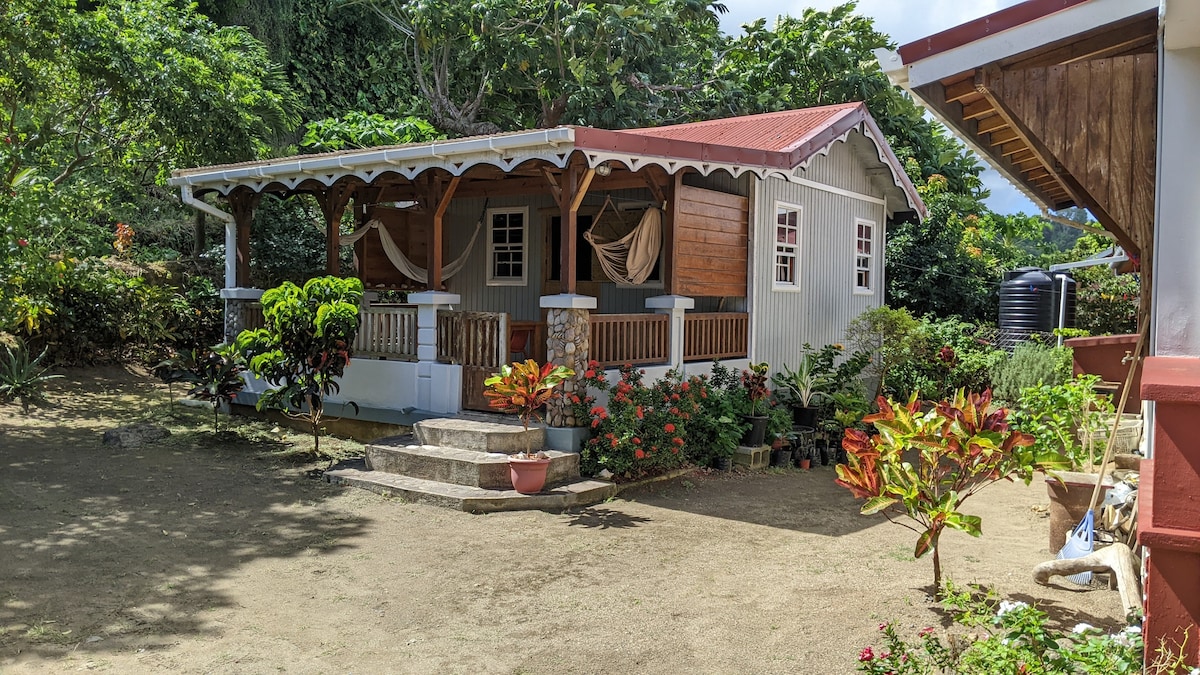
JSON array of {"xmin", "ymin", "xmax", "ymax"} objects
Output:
[{"xmin": 325, "ymin": 418, "xmax": 615, "ymax": 512}]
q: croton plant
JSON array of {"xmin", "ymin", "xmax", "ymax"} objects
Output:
[
  {"xmin": 835, "ymin": 389, "xmax": 1070, "ymax": 595},
  {"xmin": 484, "ymin": 359, "xmax": 575, "ymax": 456}
]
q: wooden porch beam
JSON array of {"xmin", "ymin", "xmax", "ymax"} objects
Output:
[
  {"xmin": 540, "ymin": 166, "xmax": 562, "ymax": 203},
  {"xmin": 961, "ymin": 99, "xmax": 995, "ymax": 120},
  {"xmin": 558, "ymin": 162, "xmax": 581, "ymax": 294},
  {"xmin": 976, "ymin": 114, "xmax": 1009, "ymax": 134},
  {"xmin": 943, "ymin": 78, "xmax": 978, "ymax": 103},
  {"xmin": 315, "ymin": 182, "xmax": 354, "ymax": 276},
  {"xmin": 987, "ymin": 128, "xmax": 1019, "ymax": 146},
  {"xmin": 663, "ymin": 172, "xmax": 682, "ymax": 296},
  {"xmin": 428, "ymin": 176, "xmax": 460, "ymax": 291},
  {"xmin": 641, "ymin": 167, "xmax": 667, "ymax": 206},
  {"xmin": 569, "ymin": 168, "xmax": 596, "ymax": 214},
  {"xmin": 227, "ymin": 189, "xmax": 261, "ymax": 287}
]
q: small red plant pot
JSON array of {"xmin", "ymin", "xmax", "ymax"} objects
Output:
[{"xmin": 509, "ymin": 455, "xmax": 552, "ymax": 494}]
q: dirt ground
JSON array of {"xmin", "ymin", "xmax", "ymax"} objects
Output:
[{"xmin": 0, "ymin": 368, "xmax": 1128, "ymax": 674}]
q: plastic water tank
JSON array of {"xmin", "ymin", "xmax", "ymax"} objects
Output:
[{"xmin": 999, "ymin": 267, "xmax": 1056, "ymax": 332}]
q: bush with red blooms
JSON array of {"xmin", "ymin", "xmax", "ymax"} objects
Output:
[{"xmin": 573, "ymin": 362, "xmax": 742, "ymax": 479}]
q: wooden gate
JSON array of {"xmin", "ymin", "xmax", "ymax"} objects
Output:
[{"xmin": 437, "ymin": 311, "xmax": 509, "ymax": 412}]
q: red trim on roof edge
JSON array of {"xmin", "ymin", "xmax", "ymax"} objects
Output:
[{"xmin": 897, "ymin": 0, "xmax": 1092, "ymax": 63}]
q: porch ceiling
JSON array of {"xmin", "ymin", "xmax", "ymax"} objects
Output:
[{"xmin": 879, "ymin": 1, "xmax": 1158, "ymax": 259}]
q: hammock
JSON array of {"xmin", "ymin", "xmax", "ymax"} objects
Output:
[
  {"xmin": 338, "ymin": 216, "xmax": 484, "ymax": 284},
  {"xmin": 582, "ymin": 197, "xmax": 663, "ymax": 285}
]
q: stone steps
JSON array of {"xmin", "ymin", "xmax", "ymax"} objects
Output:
[
  {"xmin": 365, "ymin": 437, "xmax": 580, "ymax": 489},
  {"xmin": 325, "ymin": 465, "xmax": 616, "ymax": 513},
  {"xmin": 325, "ymin": 417, "xmax": 614, "ymax": 512}
]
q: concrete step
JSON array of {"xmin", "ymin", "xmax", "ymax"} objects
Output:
[
  {"xmin": 325, "ymin": 467, "xmax": 616, "ymax": 513},
  {"xmin": 365, "ymin": 437, "xmax": 580, "ymax": 489},
  {"xmin": 414, "ymin": 418, "xmax": 543, "ymax": 454}
]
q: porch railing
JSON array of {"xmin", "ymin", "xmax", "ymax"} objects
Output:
[
  {"xmin": 684, "ymin": 312, "xmax": 749, "ymax": 362},
  {"xmin": 437, "ymin": 310, "xmax": 507, "ymax": 368},
  {"xmin": 589, "ymin": 313, "xmax": 670, "ymax": 368},
  {"xmin": 354, "ymin": 305, "xmax": 418, "ymax": 360},
  {"xmin": 237, "ymin": 302, "xmax": 418, "ymax": 361}
]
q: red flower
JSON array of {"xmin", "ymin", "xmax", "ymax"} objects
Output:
[
  {"xmin": 588, "ymin": 359, "xmax": 600, "ymax": 368},
  {"xmin": 632, "ymin": 437, "xmax": 641, "ymax": 445},
  {"xmin": 635, "ymin": 406, "xmax": 644, "ymax": 419},
  {"xmin": 591, "ymin": 406, "xmax": 605, "ymax": 416},
  {"xmin": 610, "ymin": 438, "xmax": 619, "ymax": 448},
  {"xmin": 570, "ymin": 395, "xmax": 581, "ymax": 404},
  {"xmin": 591, "ymin": 419, "xmax": 600, "ymax": 429},
  {"xmin": 17, "ymin": 238, "xmax": 27, "ymax": 247},
  {"xmin": 700, "ymin": 389, "xmax": 708, "ymax": 399},
  {"xmin": 635, "ymin": 449, "xmax": 645, "ymax": 459},
  {"xmin": 664, "ymin": 423, "xmax": 675, "ymax": 433},
  {"xmin": 671, "ymin": 393, "xmax": 680, "ymax": 401},
  {"xmin": 584, "ymin": 370, "xmax": 595, "ymax": 379},
  {"xmin": 669, "ymin": 407, "xmax": 679, "ymax": 415},
  {"xmin": 672, "ymin": 437, "xmax": 684, "ymax": 446},
  {"xmin": 681, "ymin": 381, "xmax": 690, "ymax": 392}
]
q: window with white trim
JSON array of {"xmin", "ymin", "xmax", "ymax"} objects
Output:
[
  {"xmin": 487, "ymin": 207, "xmax": 527, "ymax": 286},
  {"xmin": 854, "ymin": 218, "xmax": 876, "ymax": 293},
  {"xmin": 774, "ymin": 203, "xmax": 801, "ymax": 287}
]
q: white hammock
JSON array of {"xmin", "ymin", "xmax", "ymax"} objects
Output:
[
  {"xmin": 339, "ymin": 217, "xmax": 483, "ymax": 284},
  {"xmin": 583, "ymin": 200, "xmax": 663, "ymax": 285}
]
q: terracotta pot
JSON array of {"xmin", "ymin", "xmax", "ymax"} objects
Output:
[
  {"xmin": 509, "ymin": 455, "xmax": 552, "ymax": 494},
  {"xmin": 798, "ymin": 458, "xmax": 812, "ymax": 470}
]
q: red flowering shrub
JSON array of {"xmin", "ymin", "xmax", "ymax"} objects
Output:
[{"xmin": 573, "ymin": 363, "xmax": 742, "ymax": 479}]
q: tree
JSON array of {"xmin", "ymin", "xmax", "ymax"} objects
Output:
[
  {"xmin": 835, "ymin": 391, "xmax": 1069, "ymax": 596},
  {"xmin": 235, "ymin": 277, "xmax": 364, "ymax": 453},
  {"xmin": 348, "ymin": 0, "xmax": 728, "ymax": 133}
]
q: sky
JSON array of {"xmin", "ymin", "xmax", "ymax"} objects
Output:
[{"xmin": 717, "ymin": 0, "xmax": 1038, "ymax": 216}]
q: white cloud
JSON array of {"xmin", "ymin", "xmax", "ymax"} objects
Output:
[{"xmin": 717, "ymin": 1, "xmax": 1033, "ymax": 215}]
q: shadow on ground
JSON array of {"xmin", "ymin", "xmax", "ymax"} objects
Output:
[
  {"xmin": 0, "ymin": 368, "xmax": 371, "ymax": 660},
  {"xmin": 616, "ymin": 467, "xmax": 884, "ymax": 536}
]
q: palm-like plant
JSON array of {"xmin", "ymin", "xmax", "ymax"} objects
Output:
[
  {"xmin": 0, "ymin": 339, "xmax": 62, "ymax": 413},
  {"xmin": 774, "ymin": 356, "xmax": 832, "ymax": 409}
]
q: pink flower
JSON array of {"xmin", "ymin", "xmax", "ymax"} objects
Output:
[
  {"xmin": 918, "ymin": 626, "xmax": 935, "ymax": 638},
  {"xmin": 17, "ymin": 238, "xmax": 27, "ymax": 247},
  {"xmin": 858, "ymin": 647, "xmax": 874, "ymax": 662}
]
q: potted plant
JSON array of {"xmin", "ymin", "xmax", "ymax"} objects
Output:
[
  {"xmin": 738, "ymin": 362, "xmax": 771, "ymax": 447},
  {"xmin": 773, "ymin": 357, "xmax": 830, "ymax": 428},
  {"xmin": 792, "ymin": 433, "xmax": 812, "ymax": 470},
  {"xmin": 483, "ymin": 359, "xmax": 575, "ymax": 494}
]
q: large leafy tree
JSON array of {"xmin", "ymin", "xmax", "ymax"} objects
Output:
[{"xmin": 347, "ymin": 0, "xmax": 728, "ymax": 133}]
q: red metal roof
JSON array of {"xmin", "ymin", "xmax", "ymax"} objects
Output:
[
  {"xmin": 898, "ymin": 0, "xmax": 1091, "ymax": 63},
  {"xmin": 613, "ymin": 103, "xmax": 861, "ymax": 153}
]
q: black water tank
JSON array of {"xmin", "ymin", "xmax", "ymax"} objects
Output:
[
  {"xmin": 1050, "ymin": 271, "xmax": 1077, "ymax": 330},
  {"xmin": 999, "ymin": 267, "xmax": 1056, "ymax": 332}
]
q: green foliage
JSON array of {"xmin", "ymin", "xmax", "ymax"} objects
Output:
[
  {"xmin": 835, "ymin": 391, "xmax": 1069, "ymax": 593},
  {"xmin": 574, "ymin": 363, "xmax": 746, "ymax": 477},
  {"xmin": 161, "ymin": 345, "xmax": 247, "ymax": 432},
  {"xmin": 859, "ymin": 591, "xmax": 1144, "ymax": 674},
  {"xmin": 483, "ymin": 359, "xmax": 574, "ymax": 455},
  {"xmin": 1011, "ymin": 375, "xmax": 1114, "ymax": 470},
  {"xmin": 990, "ymin": 341, "xmax": 1073, "ymax": 403},
  {"xmin": 845, "ymin": 306, "xmax": 924, "ymax": 399},
  {"xmin": 235, "ymin": 276, "xmax": 364, "ymax": 452},
  {"xmin": 300, "ymin": 112, "xmax": 444, "ymax": 152},
  {"xmin": 772, "ymin": 354, "xmax": 833, "ymax": 409},
  {"xmin": 0, "ymin": 338, "xmax": 62, "ymax": 413},
  {"xmin": 885, "ymin": 316, "xmax": 1008, "ymax": 401}
]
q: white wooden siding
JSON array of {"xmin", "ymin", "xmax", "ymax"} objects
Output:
[{"xmin": 750, "ymin": 133, "xmax": 887, "ymax": 373}]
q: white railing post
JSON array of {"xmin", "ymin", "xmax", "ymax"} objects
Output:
[
  {"xmin": 647, "ymin": 295, "xmax": 694, "ymax": 370},
  {"xmin": 409, "ymin": 291, "xmax": 461, "ymax": 412}
]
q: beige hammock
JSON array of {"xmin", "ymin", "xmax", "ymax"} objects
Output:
[
  {"xmin": 338, "ymin": 217, "xmax": 483, "ymax": 284},
  {"xmin": 582, "ymin": 198, "xmax": 662, "ymax": 285}
]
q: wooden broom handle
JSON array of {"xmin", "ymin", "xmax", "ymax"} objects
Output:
[{"xmin": 1087, "ymin": 320, "xmax": 1149, "ymax": 512}]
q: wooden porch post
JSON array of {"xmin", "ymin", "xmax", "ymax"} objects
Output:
[
  {"xmin": 663, "ymin": 172, "xmax": 682, "ymax": 296},
  {"xmin": 227, "ymin": 189, "xmax": 260, "ymax": 287},
  {"xmin": 557, "ymin": 162, "xmax": 596, "ymax": 295},
  {"xmin": 429, "ymin": 176, "xmax": 460, "ymax": 291},
  {"xmin": 316, "ymin": 183, "xmax": 354, "ymax": 276}
]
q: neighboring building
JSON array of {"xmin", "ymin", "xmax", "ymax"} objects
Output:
[
  {"xmin": 877, "ymin": 0, "xmax": 1200, "ymax": 666},
  {"xmin": 169, "ymin": 102, "xmax": 923, "ymax": 433}
]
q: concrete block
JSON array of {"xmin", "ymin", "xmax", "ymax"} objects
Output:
[
  {"xmin": 733, "ymin": 444, "xmax": 769, "ymax": 469},
  {"xmin": 414, "ymin": 418, "xmax": 543, "ymax": 454}
]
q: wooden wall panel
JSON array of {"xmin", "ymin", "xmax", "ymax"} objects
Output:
[
  {"xmin": 673, "ymin": 184, "xmax": 748, "ymax": 297},
  {"xmin": 999, "ymin": 55, "xmax": 1156, "ymax": 255},
  {"xmin": 359, "ymin": 208, "xmax": 427, "ymax": 289}
]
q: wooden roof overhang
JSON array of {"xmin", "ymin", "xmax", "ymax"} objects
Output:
[{"xmin": 878, "ymin": 0, "xmax": 1159, "ymax": 262}]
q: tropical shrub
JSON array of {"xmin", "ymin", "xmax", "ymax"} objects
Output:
[
  {"xmin": 990, "ymin": 341, "xmax": 1073, "ymax": 403},
  {"xmin": 483, "ymin": 359, "xmax": 574, "ymax": 456},
  {"xmin": 858, "ymin": 586, "xmax": 1144, "ymax": 674},
  {"xmin": 835, "ymin": 390, "xmax": 1070, "ymax": 594},
  {"xmin": 885, "ymin": 316, "xmax": 1007, "ymax": 401},
  {"xmin": 845, "ymin": 306, "xmax": 924, "ymax": 399},
  {"xmin": 573, "ymin": 363, "xmax": 746, "ymax": 478},
  {"xmin": 161, "ymin": 345, "xmax": 246, "ymax": 433},
  {"xmin": 1011, "ymin": 375, "xmax": 1114, "ymax": 469},
  {"xmin": 235, "ymin": 276, "xmax": 363, "ymax": 452},
  {"xmin": 0, "ymin": 338, "xmax": 62, "ymax": 412}
]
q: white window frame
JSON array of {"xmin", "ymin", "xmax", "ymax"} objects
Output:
[
  {"xmin": 773, "ymin": 202, "xmax": 803, "ymax": 291},
  {"xmin": 853, "ymin": 217, "xmax": 877, "ymax": 295},
  {"xmin": 486, "ymin": 206, "xmax": 528, "ymax": 286}
]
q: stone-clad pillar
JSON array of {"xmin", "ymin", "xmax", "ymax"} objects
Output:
[
  {"xmin": 540, "ymin": 294, "xmax": 596, "ymax": 428},
  {"xmin": 219, "ymin": 288, "xmax": 263, "ymax": 343}
]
